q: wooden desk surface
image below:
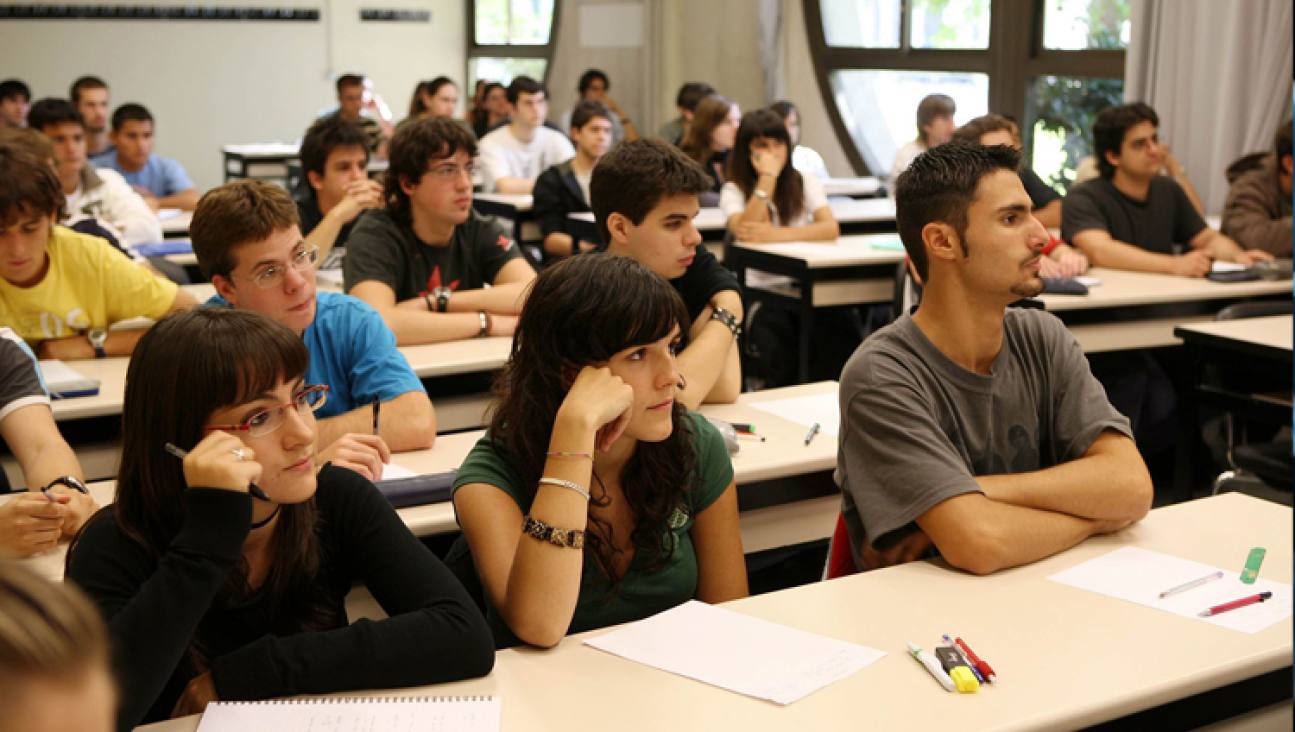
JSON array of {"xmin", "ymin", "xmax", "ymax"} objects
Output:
[
  {"xmin": 139, "ymin": 493, "xmax": 1291, "ymax": 732},
  {"xmin": 1038, "ymin": 268, "xmax": 1292, "ymax": 312},
  {"xmin": 730, "ymin": 233, "xmax": 906, "ymax": 269},
  {"xmin": 1175, "ymin": 315, "xmax": 1293, "ymax": 355}
]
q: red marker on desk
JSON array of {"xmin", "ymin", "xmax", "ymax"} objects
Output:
[
  {"xmin": 1198, "ymin": 592, "xmax": 1272, "ymax": 618},
  {"xmin": 954, "ymin": 637, "xmax": 997, "ymax": 684}
]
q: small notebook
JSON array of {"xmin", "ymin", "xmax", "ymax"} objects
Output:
[
  {"xmin": 195, "ymin": 696, "xmax": 501, "ymax": 732},
  {"xmin": 38, "ymin": 360, "xmax": 101, "ymax": 399}
]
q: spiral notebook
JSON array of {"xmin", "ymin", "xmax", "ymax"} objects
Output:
[{"xmin": 195, "ymin": 696, "xmax": 501, "ymax": 731}]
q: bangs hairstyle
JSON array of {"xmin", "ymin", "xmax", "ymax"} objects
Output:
[
  {"xmin": 570, "ymin": 99, "xmax": 612, "ymax": 131},
  {"xmin": 0, "ymin": 79, "xmax": 30, "ymax": 103},
  {"xmin": 0, "ymin": 141, "xmax": 67, "ymax": 225},
  {"xmin": 727, "ymin": 108, "xmax": 804, "ymax": 225},
  {"xmin": 110, "ymin": 103, "xmax": 153, "ymax": 132},
  {"xmin": 894, "ymin": 139, "xmax": 1020, "ymax": 282},
  {"xmin": 300, "ymin": 115, "xmax": 370, "ymax": 180},
  {"xmin": 27, "ymin": 98, "xmax": 82, "ymax": 132},
  {"xmin": 1093, "ymin": 102, "xmax": 1158, "ymax": 179},
  {"xmin": 74, "ymin": 308, "xmax": 333, "ymax": 668},
  {"xmin": 590, "ymin": 138, "xmax": 711, "ymax": 245},
  {"xmin": 680, "ymin": 95, "xmax": 734, "ymax": 168},
  {"xmin": 408, "ymin": 76, "xmax": 456, "ymax": 118},
  {"xmin": 385, "ymin": 116, "xmax": 478, "ymax": 228},
  {"xmin": 490, "ymin": 253, "xmax": 695, "ymax": 591},
  {"xmin": 916, "ymin": 93, "xmax": 956, "ymax": 144},
  {"xmin": 191, "ymin": 179, "xmax": 300, "ymax": 281}
]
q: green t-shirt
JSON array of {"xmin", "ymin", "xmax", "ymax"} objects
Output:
[{"xmin": 451, "ymin": 411, "xmax": 734, "ymax": 648}]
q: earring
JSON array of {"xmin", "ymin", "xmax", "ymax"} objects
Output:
[{"xmin": 677, "ymin": 375, "xmax": 688, "ymax": 390}]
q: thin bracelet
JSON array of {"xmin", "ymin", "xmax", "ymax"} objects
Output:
[
  {"xmin": 546, "ymin": 451, "xmax": 593, "ymax": 460},
  {"xmin": 424, "ymin": 293, "xmax": 435, "ymax": 312},
  {"xmin": 539, "ymin": 477, "xmax": 591, "ymax": 502}
]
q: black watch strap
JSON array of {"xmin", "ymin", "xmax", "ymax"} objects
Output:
[{"xmin": 46, "ymin": 475, "xmax": 90, "ymax": 495}]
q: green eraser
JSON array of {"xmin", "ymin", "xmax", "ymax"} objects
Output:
[{"xmin": 1241, "ymin": 547, "xmax": 1266, "ymax": 584}]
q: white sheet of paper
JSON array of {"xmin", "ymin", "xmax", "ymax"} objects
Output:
[
  {"xmin": 585, "ymin": 600, "xmax": 885, "ymax": 705},
  {"xmin": 750, "ymin": 393, "xmax": 840, "ymax": 436},
  {"xmin": 1048, "ymin": 546, "xmax": 1292, "ymax": 634},
  {"xmin": 196, "ymin": 697, "xmax": 501, "ymax": 732},
  {"xmin": 378, "ymin": 462, "xmax": 419, "ymax": 482},
  {"xmin": 1211, "ymin": 261, "xmax": 1248, "ymax": 273},
  {"xmin": 156, "ymin": 208, "xmax": 183, "ymax": 221},
  {"xmin": 1075, "ymin": 276, "xmax": 1103, "ymax": 287}
]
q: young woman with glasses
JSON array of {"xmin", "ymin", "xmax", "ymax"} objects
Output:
[{"xmin": 65, "ymin": 307, "xmax": 493, "ymax": 729}]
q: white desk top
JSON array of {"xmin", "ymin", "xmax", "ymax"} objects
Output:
[
  {"xmin": 569, "ymin": 199, "xmax": 895, "ymax": 236},
  {"xmin": 138, "ymin": 493, "xmax": 1291, "ymax": 732},
  {"xmin": 821, "ymin": 176, "xmax": 882, "ymax": 198},
  {"xmin": 221, "ymin": 142, "xmax": 300, "ymax": 157},
  {"xmin": 1037, "ymin": 267, "xmax": 1292, "ymax": 312},
  {"xmin": 159, "ymin": 210, "xmax": 193, "ymax": 236},
  {"xmin": 474, "ymin": 193, "xmax": 534, "ymax": 212},
  {"xmin": 729, "ymin": 233, "xmax": 907, "ymax": 269},
  {"xmin": 1175, "ymin": 315, "xmax": 1293, "ymax": 353}
]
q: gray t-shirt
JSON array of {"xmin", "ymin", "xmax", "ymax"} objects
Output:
[
  {"xmin": 1062, "ymin": 176, "xmax": 1207, "ymax": 255},
  {"xmin": 834, "ymin": 309, "xmax": 1132, "ymax": 569}
]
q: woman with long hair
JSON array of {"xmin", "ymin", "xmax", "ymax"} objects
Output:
[
  {"xmin": 769, "ymin": 100, "xmax": 830, "ymax": 181},
  {"xmin": 452, "ymin": 253, "xmax": 748, "ymax": 648},
  {"xmin": 406, "ymin": 76, "xmax": 459, "ymax": 122},
  {"xmin": 66, "ymin": 308, "xmax": 493, "ymax": 729},
  {"xmin": 679, "ymin": 94, "xmax": 741, "ymax": 195},
  {"xmin": 721, "ymin": 108, "xmax": 839, "ymax": 243}
]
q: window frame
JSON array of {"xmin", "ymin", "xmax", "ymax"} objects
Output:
[
  {"xmin": 805, "ymin": 0, "xmax": 1125, "ymax": 176},
  {"xmin": 466, "ymin": 0, "xmax": 564, "ymax": 88}
]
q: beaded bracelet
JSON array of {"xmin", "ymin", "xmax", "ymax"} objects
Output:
[
  {"xmin": 522, "ymin": 516, "xmax": 585, "ymax": 548},
  {"xmin": 539, "ymin": 477, "xmax": 592, "ymax": 502},
  {"xmin": 546, "ymin": 451, "xmax": 593, "ymax": 460}
]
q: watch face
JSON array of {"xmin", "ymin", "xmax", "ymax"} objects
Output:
[{"xmin": 88, "ymin": 329, "xmax": 108, "ymax": 346}]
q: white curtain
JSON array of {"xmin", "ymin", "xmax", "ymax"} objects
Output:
[
  {"xmin": 758, "ymin": 0, "xmax": 786, "ymax": 104},
  {"xmin": 1125, "ymin": 0, "xmax": 1293, "ymax": 215}
]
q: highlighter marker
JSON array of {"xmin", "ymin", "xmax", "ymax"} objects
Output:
[{"xmin": 908, "ymin": 642, "xmax": 955, "ymax": 692}]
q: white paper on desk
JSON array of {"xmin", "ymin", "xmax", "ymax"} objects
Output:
[
  {"xmin": 585, "ymin": 600, "xmax": 884, "ymax": 705},
  {"xmin": 377, "ymin": 462, "xmax": 419, "ymax": 482},
  {"xmin": 1211, "ymin": 261, "xmax": 1248, "ymax": 273},
  {"xmin": 1049, "ymin": 546, "xmax": 1292, "ymax": 634},
  {"xmin": 1075, "ymin": 276, "xmax": 1103, "ymax": 287},
  {"xmin": 156, "ymin": 207, "xmax": 183, "ymax": 221},
  {"xmin": 750, "ymin": 393, "xmax": 840, "ymax": 436}
]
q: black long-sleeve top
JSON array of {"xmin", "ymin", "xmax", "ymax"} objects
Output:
[{"xmin": 66, "ymin": 464, "xmax": 495, "ymax": 731}]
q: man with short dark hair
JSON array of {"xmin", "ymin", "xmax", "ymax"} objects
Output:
[
  {"xmin": 478, "ymin": 76, "xmax": 574, "ymax": 194},
  {"xmin": 0, "ymin": 80, "xmax": 30, "ymax": 129},
  {"xmin": 334, "ymin": 74, "xmax": 391, "ymax": 159},
  {"xmin": 658, "ymin": 82, "xmax": 714, "ymax": 146},
  {"xmin": 591, "ymin": 138, "xmax": 742, "ymax": 408},
  {"xmin": 1065, "ymin": 102, "xmax": 1272, "ymax": 277},
  {"xmin": 559, "ymin": 69, "xmax": 637, "ymax": 144},
  {"xmin": 191, "ymin": 180, "xmax": 435, "ymax": 471},
  {"xmin": 1221, "ymin": 119, "xmax": 1292, "ymax": 257},
  {"xmin": 344, "ymin": 117, "xmax": 536, "ymax": 345},
  {"xmin": 70, "ymin": 76, "xmax": 111, "ymax": 158},
  {"xmin": 534, "ymin": 100, "xmax": 613, "ymax": 258},
  {"xmin": 94, "ymin": 103, "xmax": 199, "ymax": 211},
  {"xmin": 297, "ymin": 115, "xmax": 383, "ymax": 256},
  {"xmin": 889, "ymin": 93, "xmax": 956, "ymax": 194},
  {"xmin": 837, "ymin": 140, "xmax": 1152, "ymax": 574}
]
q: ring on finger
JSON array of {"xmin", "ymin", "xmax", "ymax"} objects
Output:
[{"xmin": 230, "ymin": 448, "xmax": 248, "ymax": 462}]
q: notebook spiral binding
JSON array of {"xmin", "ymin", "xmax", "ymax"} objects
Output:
[{"xmin": 223, "ymin": 696, "xmax": 495, "ymax": 704}]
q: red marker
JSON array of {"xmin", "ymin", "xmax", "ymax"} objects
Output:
[
  {"xmin": 954, "ymin": 637, "xmax": 997, "ymax": 684},
  {"xmin": 1198, "ymin": 592, "xmax": 1272, "ymax": 618}
]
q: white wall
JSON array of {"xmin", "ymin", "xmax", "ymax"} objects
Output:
[{"xmin": 0, "ymin": 0, "xmax": 465, "ymax": 190}]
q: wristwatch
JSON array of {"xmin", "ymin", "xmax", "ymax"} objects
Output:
[
  {"xmin": 477, "ymin": 311, "xmax": 490, "ymax": 338},
  {"xmin": 87, "ymin": 328, "xmax": 108, "ymax": 358},
  {"xmin": 710, "ymin": 308, "xmax": 742, "ymax": 338},
  {"xmin": 752, "ymin": 188, "xmax": 770, "ymax": 201},
  {"xmin": 432, "ymin": 286, "xmax": 452, "ymax": 313},
  {"xmin": 45, "ymin": 475, "xmax": 90, "ymax": 495}
]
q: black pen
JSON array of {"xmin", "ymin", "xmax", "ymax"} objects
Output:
[
  {"xmin": 164, "ymin": 442, "xmax": 271, "ymax": 501},
  {"xmin": 372, "ymin": 395, "xmax": 381, "ymax": 437}
]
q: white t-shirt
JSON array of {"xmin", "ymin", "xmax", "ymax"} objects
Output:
[
  {"xmin": 478, "ymin": 125, "xmax": 575, "ymax": 192},
  {"xmin": 573, "ymin": 166, "xmax": 593, "ymax": 206},
  {"xmin": 719, "ymin": 172, "xmax": 828, "ymax": 228},
  {"xmin": 792, "ymin": 145, "xmax": 830, "ymax": 181},
  {"xmin": 888, "ymin": 139, "xmax": 927, "ymax": 197}
]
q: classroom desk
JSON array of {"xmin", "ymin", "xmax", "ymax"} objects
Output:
[
  {"xmin": 822, "ymin": 176, "xmax": 882, "ymax": 198},
  {"xmin": 221, "ymin": 143, "xmax": 299, "ymax": 183},
  {"xmin": 159, "ymin": 210, "xmax": 192, "ymax": 238},
  {"xmin": 725, "ymin": 234, "xmax": 907, "ymax": 383},
  {"xmin": 137, "ymin": 493, "xmax": 1291, "ymax": 732},
  {"xmin": 473, "ymin": 193, "xmax": 542, "ymax": 244},
  {"xmin": 1171, "ymin": 315, "xmax": 1293, "ymax": 501}
]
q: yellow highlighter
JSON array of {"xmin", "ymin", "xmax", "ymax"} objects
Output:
[{"xmin": 935, "ymin": 646, "xmax": 980, "ymax": 693}]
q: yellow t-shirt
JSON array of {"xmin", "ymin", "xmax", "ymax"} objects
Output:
[{"xmin": 0, "ymin": 226, "xmax": 179, "ymax": 345}]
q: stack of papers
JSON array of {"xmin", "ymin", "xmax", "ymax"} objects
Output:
[{"xmin": 38, "ymin": 360, "xmax": 100, "ymax": 399}]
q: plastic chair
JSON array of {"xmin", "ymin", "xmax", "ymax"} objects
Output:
[{"xmin": 822, "ymin": 513, "xmax": 859, "ymax": 580}]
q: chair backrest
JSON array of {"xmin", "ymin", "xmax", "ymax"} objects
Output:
[
  {"xmin": 1215, "ymin": 300, "xmax": 1293, "ymax": 321},
  {"xmin": 824, "ymin": 512, "xmax": 859, "ymax": 580}
]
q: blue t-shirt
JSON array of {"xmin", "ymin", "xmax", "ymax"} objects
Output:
[
  {"xmin": 204, "ymin": 291, "xmax": 425, "ymax": 417},
  {"xmin": 94, "ymin": 154, "xmax": 195, "ymax": 198}
]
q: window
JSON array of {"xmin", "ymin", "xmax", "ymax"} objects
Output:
[
  {"xmin": 806, "ymin": 0, "xmax": 1127, "ymax": 189},
  {"xmin": 470, "ymin": 0, "xmax": 560, "ymax": 88}
]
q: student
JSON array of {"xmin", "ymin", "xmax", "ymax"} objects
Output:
[
  {"xmin": 1221, "ymin": 119, "xmax": 1292, "ymax": 257},
  {"xmin": 70, "ymin": 76, "xmax": 111, "ymax": 158},
  {"xmin": 720, "ymin": 108, "xmax": 839, "ymax": 243},
  {"xmin": 559, "ymin": 69, "xmax": 637, "ymax": 144},
  {"xmin": 951, "ymin": 113, "xmax": 1087, "ymax": 276},
  {"xmin": 472, "ymin": 82, "xmax": 509, "ymax": 139},
  {"xmin": 0, "ymin": 141, "xmax": 195, "ymax": 358},
  {"xmin": 453, "ymin": 253, "xmax": 748, "ymax": 648},
  {"xmin": 769, "ymin": 100, "xmax": 830, "ymax": 181},
  {"xmin": 837, "ymin": 140, "xmax": 1153, "ymax": 574},
  {"xmin": 65, "ymin": 307, "xmax": 494, "ymax": 729},
  {"xmin": 1064, "ymin": 103, "xmax": 1272, "ymax": 277},
  {"xmin": 478, "ymin": 77, "xmax": 574, "ymax": 194},
  {"xmin": 332, "ymin": 74, "xmax": 391, "ymax": 159},
  {"xmin": 0, "ymin": 327, "xmax": 97, "ymax": 557},
  {"xmin": 533, "ymin": 100, "xmax": 613, "ymax": 258},
  {"xmin": 405, "ymin": 76, "xmax": 459, "ymax": 124},
  {"xmin": 0, "ymin": 79, "xmax": 30, "ymax": 129},
  {"xmin": 94, "ymin": 104, "xmax": 200, "ymax": 212},
  {"xmin": 344, "ymin": 117, "xmax": 535, "ymax": 345},
  {"xmin": 296, "ymin": 115, "xmax": 382, "ymax": 256},
  {"xmin": 464, "ymin": 78, "xmax": 488, "ymax": 130},
  {"xmin": 0, "ymin": 562, "xmax": 115, "ymax": 732},
  {"xmin": 591, "ymin": 138, "xmax": 743, "ymax": 408},
  {"xmin": 27, "ymin": 98, "xmax": 163, "ymax": 249},
  {"xmin": 192, "ymin": 178, "xmax": 435, "ymax": 468},
  {"xmin": 888, "ymin": 94, "xmax": 956, "ymax": 195},
  {"xmin": 680, "ymin": 95, "xmax": 741, "ymax": 196},
  {"xmin": 658, "ymin": 82, "xmax": 714, "ymax": 146}
]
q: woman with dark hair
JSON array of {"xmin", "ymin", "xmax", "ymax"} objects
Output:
[
  {"xmin": 405, "ymin": 77, "xmax": 460, "ymax": 124},
  {"xmin": 473, "ymin": 82, "xmax": 510, "ymax": 139},
  {"xmin": 769, "ymin": 100, "xmax": 830, "ymax": 181},
  {"xmin": 65, "ymin": 308, "xmax": 494, "ymax": 730},
  {"xmin": 720, "ymin": 109, "xmax": 839, "ymax": 243},
  {"xmin": 680, "ymin": 94, "xmax": 741, "ymax": 196},
  {"xmin": 452, "ymin": 253, "xmax": 748, "ymax": 649}
]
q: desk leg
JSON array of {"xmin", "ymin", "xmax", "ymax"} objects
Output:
[
  {"xmin": 1173, "ymin": 344, "xmax": 1203, "ymax": 504},
  {"xmin": 798, "ymin": 273, "xmax": 814, "ymax": 384}
]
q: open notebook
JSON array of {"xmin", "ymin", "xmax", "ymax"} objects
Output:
[{"xmin": 195, "ymin": 696, "xmax": 501, "ymax": 731}]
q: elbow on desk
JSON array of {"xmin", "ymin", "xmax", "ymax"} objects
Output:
[
  {"xmin": 939, "ymin": 540, "xmax": 1005, "ymax": 576},
  {"xmin": 507, "ymin": 617, "xmax": 568, "ymax": 650}
]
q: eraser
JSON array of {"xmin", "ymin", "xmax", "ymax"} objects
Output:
[
  {"xmin": 1241, "ymin": 547, "xmax": 1266, "ymax": 584},
  {"xmin": 950, "ymin": 666, "xmax": 979, "ymax": 693}
]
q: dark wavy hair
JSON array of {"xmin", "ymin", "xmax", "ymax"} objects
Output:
[
  {"xmin": 68, "ymin": 308, "xmax": 336, "ymax": 669},
  {"xmin": 385, "ymin": 116, "xmax": 478, "ymax": 228},
  {"xmin": 489, "ymin": 253, "xmax": 695, "ymax": 592},
  {"xmin": 408, "ymin": 76, "xmax": 456, "ymax": 119},
  {"xmin": 727, "ymin": 108, "xmax": 804, "ymax": 225},
  {"xmin": 1093, "ymin": 102, "xmax": 1158, "ymax": 179}
]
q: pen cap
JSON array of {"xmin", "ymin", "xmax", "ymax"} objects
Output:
[{"xmin": 1241, "ymin": 548, "xmax": 1266, "ymax": 584}]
